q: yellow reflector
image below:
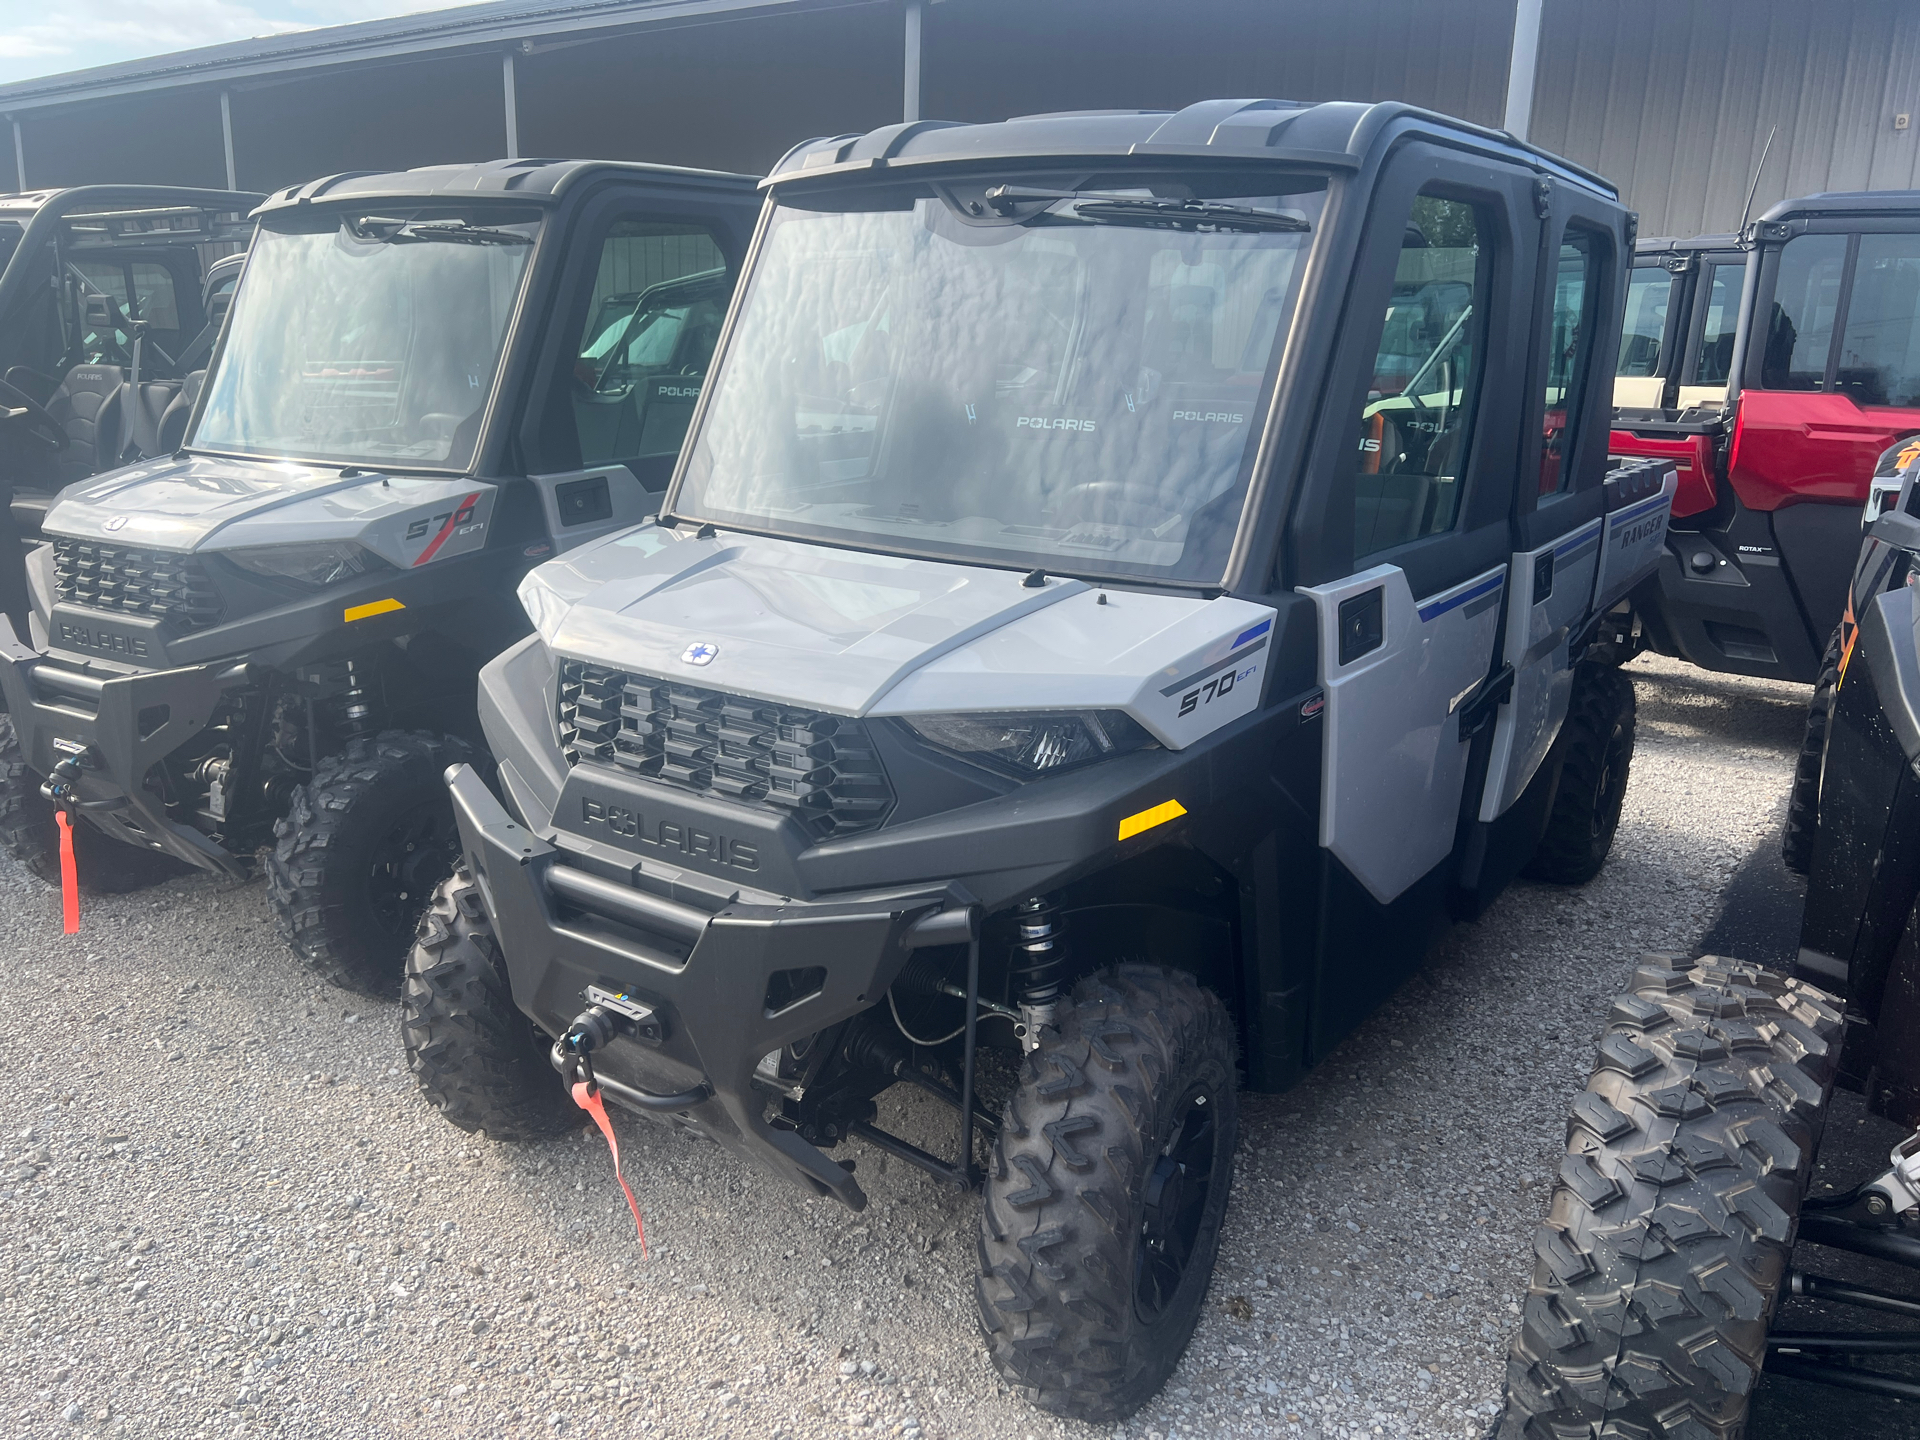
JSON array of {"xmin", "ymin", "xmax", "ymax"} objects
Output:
[
  {"xmin": 1118, "ymin": 798, "xmax": 1187, "ymax": 842},
  {"xmin": 344, "ymin": 598, "xmax": 406, "ymax": 623}
]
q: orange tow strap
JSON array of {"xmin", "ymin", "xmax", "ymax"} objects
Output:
[
  {"xmin": 572, "ymin": 1080, "xmax": 647, "ymax": 1257},
  {"xmin": 53, "ymin": 810, "xmax": 78, "ymax": 934}
]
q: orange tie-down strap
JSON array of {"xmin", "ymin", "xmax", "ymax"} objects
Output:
[
  {"xmin": 54, "ymin": 810, "xmax": 78, "ymax": 935},
  {"xmin": 573, "ymin": 1081, "xmax": 648, "ymax": 1257}
]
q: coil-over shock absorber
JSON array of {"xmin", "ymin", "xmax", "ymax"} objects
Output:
[
  {"xmin": 1010, "ymin": 895, "xmax": 1066, "ymax": 1053},
  {"xmin": 339, "ymin": 657, "xmax": 375, "ymax": 741}
]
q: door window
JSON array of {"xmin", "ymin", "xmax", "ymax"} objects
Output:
[
  {"xmin": 1617, "ymin": 267, "xmax": 1672, "ymax": 377},
  {"xmin": 1761, "ymin": 233, "xmax": 1848, "ymax": 390},
  {"xmin": 1537, "ymin": 230, "xmax": 1601, "ymax": 495},
  {"xmin": 1351, "ymin": 193, "xmax": 1490, "ymax": 561},
  {"xmin": 1688, "ymin": 262, "xmax": 1741, "ymax": 386},
  {"xmin": 1837, "ymin": 234, "xmax": 1920, "ymax": 407},
  {"xmin": 570, "ymin": 221, "xmax": 727, "ymax": 479},
  {"xmin": 129, "ymin": 263, "xmax": 181, "ymax": 331}
]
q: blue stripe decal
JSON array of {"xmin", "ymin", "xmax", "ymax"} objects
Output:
[
  {"xmin": 1417, "ymin": 572, "xmax": 1505, "ymax": 623},
  {"xmin": 1552, "ymin": 520, "xmax": 1603, "ymax": 557},
  {"xmin": 1609, "ymin": 493, "xmax": 1671, "ymax": 528},
  {"xmin": 1231, "ymin": 618, "xmax": 1273, "ymax": 649}
]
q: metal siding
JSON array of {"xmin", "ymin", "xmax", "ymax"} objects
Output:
[
  {"xmin": 922, "ymin": 0, "xmax": 1517, "ymax": 130},
  {"xmin": 1531, "ymin": 0, "xmax": 1919, "ymax": 238}
]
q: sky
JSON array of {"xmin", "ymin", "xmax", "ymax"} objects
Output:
[{"xmin": 0, "ymin": 0, "xmax": 479, "ymax": 87}]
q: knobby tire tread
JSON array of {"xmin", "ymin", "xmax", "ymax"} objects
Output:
[{"xmin": 1497, "ymin": 953, "xmax": 1842, "ymax": 1440}]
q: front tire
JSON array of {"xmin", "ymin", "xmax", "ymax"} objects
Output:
[
  {"xmin": 1783, "ymin": 625, "xmax": 1843, "ymax": 876},
  {"xmin": 402, "ymin": 865, "xmax": 580, "ymax": 1141},
  {"xmin": 267, "ymin": 730, "xmax": 472, "ymax": 997},
  {"xmin": 1496, "ymin": 954, "xmax": 1842, "ymax": 1439},
  {"xmin": 0, "ymin": 714, "xmax": 188, "ymax": 894},
  {"xmin": 977, "ymin": 965, "xmax": 1237, "ymax": 1422},
  {"xmin": 1524, "ymin": 664, "xmax": 1636, "ymax": 885}
]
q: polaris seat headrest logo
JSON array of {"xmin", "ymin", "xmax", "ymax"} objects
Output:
[{"xmin": 1017, "ymin": 416, "xmax": 1097, "ymax": 433}]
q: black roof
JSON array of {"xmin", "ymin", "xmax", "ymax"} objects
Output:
[
  {"xmin": 255, "ymin": 157, "xmax": 759, "ymax": 215},
  {"xmin": 0, "ymin": 185, "xmax": 262, "ymax": 220},
  {"xmin": 1632, "ymin": 233, "xmax": 1739, "ymax": 256},
  {"xmin": 1757, "ymin": 190, "xmax": 1920, "ymax": 222},
  {"xmin": 768, "ymin": 99, "xmax": 1616, "ymax": 197}
]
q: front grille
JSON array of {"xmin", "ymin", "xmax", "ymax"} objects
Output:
[
  {"xmin": 52, "ymin": 538, "xmax": 222, "ymax": 629},
  {"xmin": 558, "ymin": 660, "xmax": 894, "ymax": 841}
]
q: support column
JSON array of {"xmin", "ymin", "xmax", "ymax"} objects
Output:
[
  {"xmin": 1502, "ymin": 0, "xmax": 1545, "ymax": 140},
  {"xmin": 10, "ymin": 119, "xmax": 23, "ymax": 192},
  {"xmin": 220, "ymin": 91, "xmax": 238, "ymax": 191},
  {"xmin": 903, "ymin": 0, "xmax": 922, "ymax": 124},
  {"xmin": 503, "ymin": 51, "xmax": 520, "ymax": 160}
]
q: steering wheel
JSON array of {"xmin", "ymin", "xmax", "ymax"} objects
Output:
[{"xmin": 0, "ymin": 380, "xmax": 66, "ymax": 453}]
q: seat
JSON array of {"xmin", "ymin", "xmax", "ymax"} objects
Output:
[
  {"xmin": 154, "ymin": 370, "xmax": 205, "ymax": 457},
  {"xmin": 121, "ymin": 379, "xmax": 184, "ymax": 464},
  {"xmin": 46, "ymin": 363, "xmax": 128, "ymax": 484}
]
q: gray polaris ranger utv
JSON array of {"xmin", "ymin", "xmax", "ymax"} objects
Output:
[
  {"xmin": 0, "ymin": 159, "xmax": 758, "ymax": 987},
  {"xmin": 401, "ymin": 101, "xmax": 1675, "ymax": 1419},
  {"xmin": 0, "ymin": 186, "xmax": 261, "ymax": 625}
]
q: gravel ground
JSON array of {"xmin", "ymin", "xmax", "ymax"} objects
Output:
[{"xmin": 0, "ymin": 651, "xmax": 1814, "ymax": 1440}]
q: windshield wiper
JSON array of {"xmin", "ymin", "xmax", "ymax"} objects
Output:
[
  {"xmin": 983, "ymin": 185, "xmax": 1311, "ymax": 234},
  {"xmin": 347, "ymin": 217, "xmax": 532, "ymax": 246}
]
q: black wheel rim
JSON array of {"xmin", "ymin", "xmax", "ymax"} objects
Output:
[
  {"xmin": 365, "ymin": 805, "xmax": 459, "ymax": 941},
  {"xmin": 1134, "ymin": 1084, "xmax": 1218, "ymax": 1325},
  {"xmin": 1590, "ymin": 720, "xmax": 1629, "ymax": 840}
]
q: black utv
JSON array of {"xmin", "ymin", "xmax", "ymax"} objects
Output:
[
  {"xmin": 0, "ymin": 185, "xmax": 262, "ymax": 624},
  {"xmin": 0, "ymin": 159, "xmax": 759, "ymax": 989},
  {"xmin": 1494, "ymin": 444, "xmax": 1920, "ymax": 1437},
  {"xmin": 401, "ymin": 100, "xmax": 1674, "ymax": 1420}
]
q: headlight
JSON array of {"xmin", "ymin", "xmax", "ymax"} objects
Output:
[
  {"xmin": 902, "ymin": 710, "xmax": 1153, "ymax": 777},
  {"xmin": 222, "ymin": 541, "xmax": 383, "ymax": 587}
]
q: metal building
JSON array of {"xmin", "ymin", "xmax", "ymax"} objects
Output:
[{"xmin": 0, "ymin": 0, "xmax": 1915, "ymax": 237}]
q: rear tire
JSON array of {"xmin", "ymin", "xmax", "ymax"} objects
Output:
[
  {"xmin": 402, "ymin": 865, "xmax": 580, "ymax": 1142},
  {"xmin": 1783, "ymin": 625, "xmax": 1843, "ymax": 876},
  {"xmin": 1524, "ymin": 664, "xmax": 1636, "ymax": 885},
  {"xmin": 977, "ymin": 965, "xmax": 1237, "ymax": 1422},
  {"xmin": 267, "ymin": 729, "xmax": 472, "ymax": 997},
  {"xmin": 1496, "ymin": 953, "xmax": 1842, "ymax": 1439},
  {"xmin": 0, "ymin": 714, "xmax": 189, "ymax": 894}
]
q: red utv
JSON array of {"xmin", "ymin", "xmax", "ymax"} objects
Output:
[{"xmin": 1611, "ymin": 193, "xmax": 1920, "ymax": 683}]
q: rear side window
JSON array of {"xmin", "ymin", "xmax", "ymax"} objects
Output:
[
  {"xmin": 1617, "ymin": 267, "xmax": 1671, "ymax": 377},
  {"xmin": 1538, "ymin": 230, "xmax": 1602, "ymax": 495},
  {"xmin": 1762, "ymin": 233, "xmax": 1849, "ymax": 390},
  {"xmin": 1350, "ymin": 192, "xmax": 1490, "ymax": 561},
  {"xmin": 1837, "ymin": 234, "xmax": 1920, "ymax": 407},
  {"xmin": 570, "ymin": 221, "xmax": 727, "ymax": 483},
  {"xmin": 1689, "ymin": 262, "xmax": 1741, "ymax": 387}
]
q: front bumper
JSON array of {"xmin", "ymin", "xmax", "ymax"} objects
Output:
[
  {"xmin": 447, "ymin": 763, "xmax": 969, "ymax": 1210},
  {"xmin": 0, "ymin": 621, "xmax": 242, "ymax": 873}
]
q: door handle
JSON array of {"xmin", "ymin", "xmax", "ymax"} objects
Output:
[{"xmin": 1337, "ymin": 587, "xmax": 1384, "ymax": 665}]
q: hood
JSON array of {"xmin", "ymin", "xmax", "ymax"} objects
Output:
[
  {"xmin": 44, "ymin": 453, "xmax": 396, "ymax": 552},
  {"xmin": 528, "ymin": 527, "xmax": 1089, "ymax": 716},
  {"xmin": 523, "ymin": 525, "xmax": 1278, "ymax": 749}
]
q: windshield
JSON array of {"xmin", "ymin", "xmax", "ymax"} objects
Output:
[
  {"xmin": 190, "ymin": 206, "xmax": 540, "ymax": 470},
  {"xmin": 674, "ymin": 177, "xmax": 1323, "ymax": 584}
]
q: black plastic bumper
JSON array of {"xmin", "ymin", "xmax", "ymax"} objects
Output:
[
  {"xmin": 0, "ymin": 620, "xmax": 242, "ymax": 873},
  {"xmin": 446, "ymin": 762, "xmax": 974, "ymax": 1210}
]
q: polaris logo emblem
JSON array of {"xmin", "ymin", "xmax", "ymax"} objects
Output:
[
  {"xmin": 578, "ymin": 796, "xmax": 759, "ymax": 872},
  {"xmin": 103, "ymin": 516, "xmax": 129, "ymax": 531},
  {"xmin": 681, "ymin": 642, "xmax": 718, "ymax": 666},
  {"xmin": 1017, "ymin": 416, "xmax": 1097, "ymax": 433},
  {"xmin": 657, "ymin": 385, "xmax": 701, "ymax": 399}
]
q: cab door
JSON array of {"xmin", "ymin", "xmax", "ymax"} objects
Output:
[
  {"xmin": 1479, "ymin": 190, "xmax": 1625, "ymax": 826},
  {"xmin": 1290, "ymin": 145, "xmax": 1542, "ymax": 908}
]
